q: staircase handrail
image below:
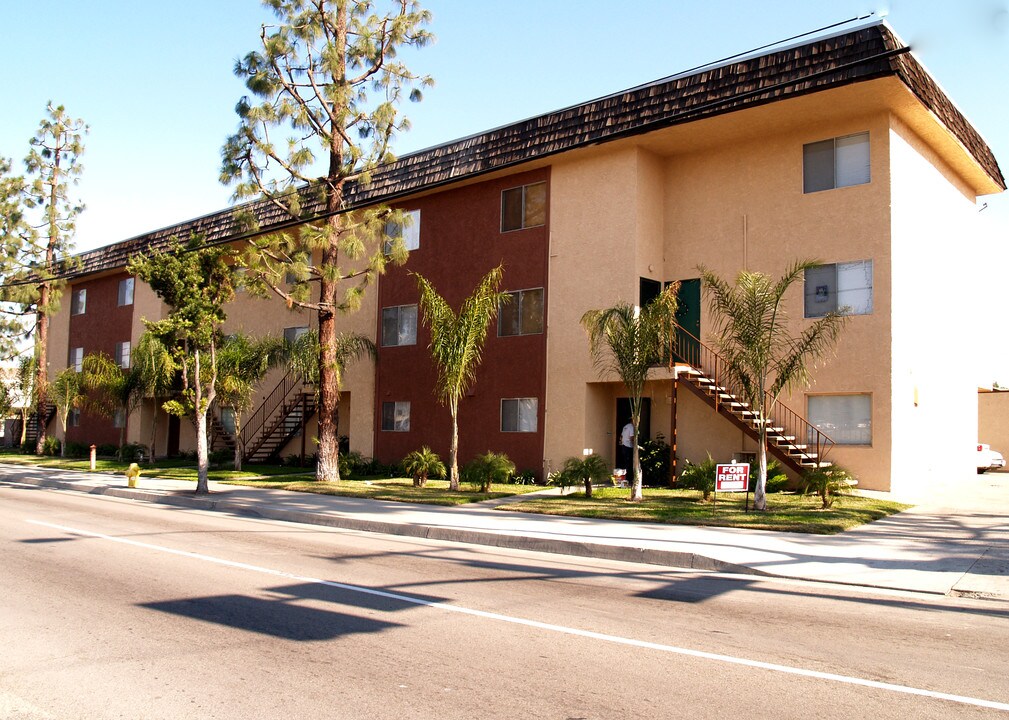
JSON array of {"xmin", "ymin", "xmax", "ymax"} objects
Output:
[
  {"xmin": 240, "ymin": 369, "xmax": 305, "ymax": 448},
  {"xmin": 668, "ymin": 321, "xmax": 836, "ymax": 463}
]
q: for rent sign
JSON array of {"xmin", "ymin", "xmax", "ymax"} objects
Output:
[{"xmin": 715, "ymin": 463, "xmax": 750, "ymax": 492}]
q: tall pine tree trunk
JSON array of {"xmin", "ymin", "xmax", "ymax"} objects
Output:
[{"xmin": 34, "ymin": 295, "xmax": 49, "ymax": 456}]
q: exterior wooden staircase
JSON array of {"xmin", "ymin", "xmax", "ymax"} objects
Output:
[
  {"xmin": 235, "ymin": 371, "xmax": 317, "ymax": 464},
  {"xmin": 670, "ymin": 323, "xmax": 835, "ymax": 476}
]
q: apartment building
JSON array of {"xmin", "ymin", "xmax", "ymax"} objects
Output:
[{"xmin": 45, "ymin": 20, "xmax": 1004, "ymax": 492}]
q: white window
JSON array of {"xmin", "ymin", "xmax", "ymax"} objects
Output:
[
  {"xmin": 804, "ymin": 260, "xmax": 873, "ymax": 317},
  {"xmin": 808, "ymin": 394, "xmax": 872, "ymax": 445},
  {"xmin": 501, "ymin": 182, "xmax": 547, "ymax": 232},
  {"xmin": 69, "ymin": 408, "xmax": 81, "ymax": 428},
  {"xmin": 115, "ymin": 341, "xmax": 131, "ymax": 369},
  {"xmin": 69, "ymin": 347, "xmax": 83, "ymax": 372},
  {"xmin": 113, "ymin": 408, "xmax": 126, "ymax": 429},
  {"xmin": 382, "ymin": 305, "xmax": 418, "ymax": 347},
  {"xmin": 284, "ymin": 326, "xmax": 309, "ymax": 345},
  {"xmin": 381, "ymin": 401, "xmax": 410, "ymax": 432},
  {"xmin": 499, "ymin": 288, "xmax": 544, "ymax": 337},
  {"xmin": 71, "ymin": 288, "xmax": 86, "ymax": 315},
  {"xmin": 118, "ymin": 277, "xmax": 135, "ymax": 306},
  {"xmin": 501, "ymin": 398, "xmax": 538, "ymax": 432},
  {"xmin": 385, "ymin": 209, "xmax": 421, "ymax": 252},
  {"xmin": 803, "ymin": 132, "xmax": 870, "ymax": 193}
]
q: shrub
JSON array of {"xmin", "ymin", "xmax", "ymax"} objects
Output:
[
  {"xmin": 678, "ymin": 454, "xmax": 717, "ymax": 501},
  {"xmin": 750, "ymin": 458, "xmax": 791, "ymax": 493},
  {"xmin": 462, "ymin": 451, "xmax": 515, "ymax": 493},
  {"xmin": 96, "ymin": 443, "xmax": 118, "ymax": 457},
  {"xmin": 117, "ymin": 443, "xmax": 148, "ymax": 462},
  {"xmin": 640, "ymin": 434, "xmax": 671, "ymax": 487},
  {"xmin": 338, "ymin": 450, "xmax": 367, "ymax": 477},
  {"xmin": 553, "ymin": 454, "xmax": 610, "ymax": 497},
  {"xmin": 513, "ymin": 469, "xmax": 538, "ymax": 485},
  {"xmin": 65, "ymin": 441, "xmax": 90, "ymax": 458},
  {"xmin": 42, "ymin": 437, "xmax": 61, "ymax": 456},
  {"xmin": 208, "ymin": 449, "xmax": 230, "ymax": 466},
  {"xmin": 401, "ymin": 447, "xmax": 445, "ymax": 487},
  {"xmin": 802, "ymin": 465, "xmax": 858, "ymax": 508}
]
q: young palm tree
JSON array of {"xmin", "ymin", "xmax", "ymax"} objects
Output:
[
  {"xmin": 49, "ymin": 367, "xmax": 86, "ymax": 457},
  {"xmin": 216, "ymin": 333, "xmax": 286, "ymax": 471},
  {"xmin": 461, "ymin": 451, "xmax": 515, "ymax": 493},
  {"xmin": 581, "ymin": 285, "xmax": 678, "ymax": 502},
  {"xmin": 401, "ymin": 446, "xmax": 445, "ymax": 487},
  {"xmin": 132, "ymin": 333, "xmax": 176, "ymax": 463},
  {"xmin": 557, "ymin": 453, "xmax": 610, "ymax": 498},
  {"xmin": 700, "ymin": 260, "xmax": 847, "ymax": 511},
  {"xmin": 284, "ymin": 329, "xmax": 375, "ymax": 481},
  {"xmin": 82, "ymin": 352, "xmax": 146, "ymax": 450},
  {"xmin": 415, "ymin": 266, "xmax": 507, "ymax": 491}
]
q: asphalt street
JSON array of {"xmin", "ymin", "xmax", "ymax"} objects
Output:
[{"xmin": 3, "ymin": 483, "xmax": 1009, "ymax": 719}]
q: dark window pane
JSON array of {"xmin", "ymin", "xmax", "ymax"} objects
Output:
[
  {"xmin": 499, "ymin": 293, "xmax": 520, "ymax": 336},
  {"xmin": 501, "ymin": 400, "xmax": 518, "ymax": 431},
  {"xmin": 804, "ymin": 264, "xmax": 837, "ymax": 318},
  {"xmin": 501, "ymin": 187, "xmax": 524, "ymax": 231},
  {"xmin": 382, "ymin": 308, "xmax": 400, "ymax": 346},
  {"xmin": 523, "ymin": 183, "xmax": 547, "ymax": 227},
  {"xmin": 382, "ymin": 402, "xmax": 395, "ymax": 431},
  {"xmin": 803, "ymin": 139, "xmax": 835, "ymax": 193},
  {"xmin": 521, "ymin": 289, "xmax": 544, "ymax": 334},
  {"xmin": 639, "ymin": 278, "xmax": 661, "ymax": 307}
]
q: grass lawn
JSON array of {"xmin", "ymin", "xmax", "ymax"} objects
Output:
[
  {"xmin": 505, "ymin": 487, "xmax": 909, "ymax": 534},
  {"xmin": 222, "ymin": 477, "xmax": 546, "ymax": 506}
]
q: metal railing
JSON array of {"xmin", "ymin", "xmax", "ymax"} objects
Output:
[
  {"xmin": 668, "ymin": 322, "xmax": 835, "ymax": 464},
  {"xmin": 240, "ymin": 370, "xmax": 305, "ymax": 452}
]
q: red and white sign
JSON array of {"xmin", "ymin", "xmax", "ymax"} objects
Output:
[{"xmin": 715, "ymin": 463, "xmax": 750, "ymax": 492}]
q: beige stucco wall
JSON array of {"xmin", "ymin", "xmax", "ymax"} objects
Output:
[
  {"xmin": 889, "ymin": 113, "xmax": 983, "ymax": 496},
  {"xmin": 979, "ymin": 392, "xmax": 1009, "ymax": 459}
]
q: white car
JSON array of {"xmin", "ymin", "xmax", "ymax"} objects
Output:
[{"xmin": 977, "ymin": 443, "xmax": 1005, "ymax": 474}]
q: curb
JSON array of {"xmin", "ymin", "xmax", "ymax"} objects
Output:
[{"xmin": 13, "ymin": 475, "xmax": 767, "ymax": 577}]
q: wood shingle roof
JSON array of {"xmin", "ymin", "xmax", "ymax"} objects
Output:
[{"xmin": 74, "ymin": 21, "xmax": 1003, "ymax": 279}]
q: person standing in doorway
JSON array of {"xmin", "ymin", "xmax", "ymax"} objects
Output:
[{"xmin": 619, "ymin": 420, "xmax": 634, "ymax": 473}]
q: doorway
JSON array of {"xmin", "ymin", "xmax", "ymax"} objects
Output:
[
  {"xmin": 615, "ymin": 397, "xmax": 651, "ymax": 469},
  {"xmin": 167, "ymin": 415, "xmax": 180, "ymax": 457},
  {"xmin": 672, "ymin": 278, "xmax": 701, "ymax": 363}
]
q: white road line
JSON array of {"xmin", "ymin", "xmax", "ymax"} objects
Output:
[{"xmin": 27, "ymin": 518, "xmax": 1009, "ymax": 713}]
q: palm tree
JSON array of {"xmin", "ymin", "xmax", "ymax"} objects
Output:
[
  {"xmin": 581, "ymin": 285, "xmax": 678, "ymax": 502},
  {"xmin": 284, "ymin": 329, "xmax": 375, "ymax": 481},
  {"xmin": 216, "ymin": 333, "xmax": 286, "ymax": 471},
  {"xmin": 49, "ymin": 367, "xmax": 86, "ymax": 457},
  {"xmin": 415, "ymin": 266, "xmax": 508, "ymax": 491},
  {"xmin": 82, "ymin": 352, "xmax": 146, "ymax": 450},
  {"xmin": 700, "ymin": 260, "xmax": 846, "ymax": 511},
  {"xmin": 556, "ymin": 453, "xmax": 610, "ymax": 498},
  {"xmin": 132, "ymin": 333, "xmax": 177, "ymax": 463},
  {"xmin": 462, "ymin": 451, "xmax": 515, "ymax": 493},
  {"xmin": 401, "ymin": 446, "xmax": 445, "ymax": 487}
]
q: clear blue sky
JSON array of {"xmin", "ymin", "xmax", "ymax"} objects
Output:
[{"xmin": 1, "ymin": 1, "xmax": 1008, "ymax": 371}]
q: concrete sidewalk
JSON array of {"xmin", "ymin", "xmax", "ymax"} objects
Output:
[{"xmin": 4, "ymin": 463, "xmax": 1007, "ymax": 599}]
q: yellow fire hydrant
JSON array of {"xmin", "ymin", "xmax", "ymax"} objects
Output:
[{"xmin": 126, "ymin": 463, "xmax": 141, "ymax": 489}]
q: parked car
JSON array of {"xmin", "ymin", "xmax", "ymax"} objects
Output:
[{"xmin": 977, "ymin": 443, "xmax": 1005, "ymax": 474}]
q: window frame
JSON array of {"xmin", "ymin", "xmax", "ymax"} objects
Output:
[
  {"xmin": 802, "ymin": 131, "xmax": 870, "ymax": 194},
  {"xmin": 500, "ymin": 182, "xmax": 547, "ymax": 233},
  {"xmin": 804, "ymin": 260, "xmax": 873, "ymax": 318},
  {"xmin": 500, "ymin": 397, "xmax": 539, "ymax": 433},
  {"xmin": 384, "ymin": 209, "xmax": 421, "ymax": 253},
  {"xmin": 115, "ymin": 341, "xmax": 131, "ymax": 369},
  {"xmin": 807, "ymin": 393, "xmax": 872, "ymax": 446},
  {"xmin": 498, "ymin": 287, "xmax": 545, "ymax": 337},
  {"xmin": 381, "ymin": 304, "xmax": 418, "ymax": 347},
  {"xmin": 71, "ymin": 288, "xmax": 87, "ymax": 316},
  {"xmin": 381, "ymin": 401, "xmax": 411, "ymax": 432},
  {"xmin": 117, "ymin": 277, "xmax": 135, "ymax": 307},
  {"xmin": 69, "ymin": 347, "xmax": 83, "ymax": 373}
]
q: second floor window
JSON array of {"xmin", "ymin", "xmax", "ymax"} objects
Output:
[
  {"xmin": 118, "ymin": 278, "xmax": 135, "ymax": 306},
  {"xmin": 501, "ymin": 182, "xmax": 546, "ymax": 232},
  {"xmin": 499, "ymin": 288, "xmax": 544, "ymax": 336},
  {"xmin": 71, "ymin": 288, "xmax": 86, "ymax": 315},
  {"xmin": 803, "ymin": 132, "xmax": 870, "ymax": 193},
  {"xmin": 385, "ymin": 209, "xmax": 421, "ymax": 252},
  {"xmin": 382, "ymin": 304, "xmax": 418, "ymax": 347},
  {"xmin": 284, "ymin": 326, "xmax": 309, "ymax": 345},
  {"xmin": 69, "ymin": 347, "xmax": 83, "ymax": 372},
  {"xmin": 804, "ymin": 260, "xmax": 873, "ymax": 317},
  {"xmin": 115, "ymin": 341, "xmax": 131, "ymax": 369}
]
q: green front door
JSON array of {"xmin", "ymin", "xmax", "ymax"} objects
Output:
[{"xmin": 673, "ymin": 278, "xmax": 701, "ymax": 364}]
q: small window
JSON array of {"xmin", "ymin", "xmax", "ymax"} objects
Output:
[
  {"xmin": 804, "ymin": 260, "xmax": 873, "ymax": 317},
  {"xmin": 808, "ymin": 394, "xmax": 871, "ymax": 445},
  {"xmin": 501, "ymin": 182, "xmax": 547, "ymax": 232},
  {"xmin": 68, "ymin": 408, "xmax": 81, "ymax": 428},
  {"xmin": 115, "ymin": 341, "xmax": 131, "ymax": 369},
  {"xmin": 284, "ymin": 326, "xmax": 309, "ymax": 345},
  {"xmin": 501, "ymin": 398, "xmax": 538, "ymax": 432},
  {"xmin": 69, "ymin": 347, "xmax": 83, "ymax": 373},
  {"xmin": 382, "ymin": 305, "xmax": 418, "ymax": 347},
  {"xmin": 118, "ymin": 278, "xmax": 135, "ymax": 306},
  {"xmin": 499, "ymin": 288, "xmax": 544, "ymax": 337},
  {"xmin": 381, "ymin": 401, "xmax": 411, "ymax": 432},
  {"xmin": 385, "ymin": 209, "xmax": 421, "ymax": 253},
  {"xmin": 803, "ymin": 132, "xmax": 870, "ymax": 193},
  {"xmin": 639, "ymin": 278, "xmax": 661, "ymax": 308},
  {"xmin": 221, "ymin": 407, "xmax": 237, "ymax": 435},
  {"xmin": 113, "ymin": 408, "xmax": 126, "ymax": 429},
  {"xmin": 71, "ymin": 288, "xmax": 86, "ymax": 315}
]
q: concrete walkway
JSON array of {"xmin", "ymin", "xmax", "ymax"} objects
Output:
[{"xmin": 4, "ymin": 463, "xmax": 1007, "ymax": 599}]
